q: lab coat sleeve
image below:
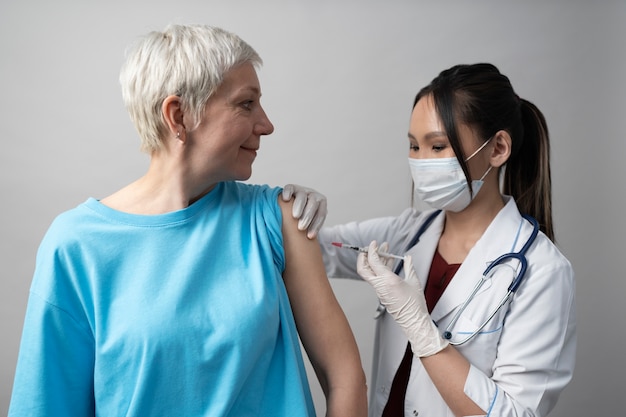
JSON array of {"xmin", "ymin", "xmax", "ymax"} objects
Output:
[
  {"xmin": 462, "ymin": 242, "xmax": 576, "ymax": 417},
  {"xmin": 318, "ymin": 208, "xmax": 423, "ymax": 280}
]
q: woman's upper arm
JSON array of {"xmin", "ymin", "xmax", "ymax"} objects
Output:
[
  {"xmin": 279, "ymin": 198, "xmax": 355, "ymax": 348},
  {"xmin": 278, "ymin": 197, "xmax": 368, "ymax": 416},
  {"xmin": 278, "ymin": 198, "xmax": 362, "ymax": 374}
]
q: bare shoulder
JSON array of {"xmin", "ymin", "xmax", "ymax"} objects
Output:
[{"xmin": 278, "ymin": 197, "xmax": 321, "ymax": 256}]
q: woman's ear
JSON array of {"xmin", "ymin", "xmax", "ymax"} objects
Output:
[
  {"xmin": 162, "ymin": 95, "xmax": 186, "ymax": 142},
  {"xmin": 490, "ymin": 130, "xmax": 512, "ymax": 168}
]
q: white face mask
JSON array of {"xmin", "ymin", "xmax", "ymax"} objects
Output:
[{"xmin": 408, "ymin": 140, "xmax": 492, "ymax": 212}]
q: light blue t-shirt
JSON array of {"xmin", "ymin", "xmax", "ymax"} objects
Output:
[{"xmin": 9, "ymin": 181, "xmax": 316, "ymax": 416}]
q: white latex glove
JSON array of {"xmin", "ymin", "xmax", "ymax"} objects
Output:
[
  {"xmin": 357, "ymin": 241, "xmax": 449, "ymax": 357},
  {"xmin": 281, "ymin": 184, "xmax": 328, "ymax": 239}
]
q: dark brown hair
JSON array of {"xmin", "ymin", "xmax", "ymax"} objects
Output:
[{"xmin": 414, "ymin": 63, "xmax": 554, "ymax": 240}]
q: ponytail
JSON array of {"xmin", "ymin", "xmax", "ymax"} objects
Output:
[
  {"xmin": 503, "ymin": 99, "xmax": 554, "ymax": 241},
  {"xmin": 415, "ymin": 63, "xmax": 555, "ymax": 241}
]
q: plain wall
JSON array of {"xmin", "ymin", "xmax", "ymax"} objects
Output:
[{"xmin": 1, "ymin": 1, "xmax": 624, "ymax": 415}]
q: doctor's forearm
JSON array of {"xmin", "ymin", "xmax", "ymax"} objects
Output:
[{"xmin": 420, "ymin": 346, "xmax": 485, "ymax": 417}]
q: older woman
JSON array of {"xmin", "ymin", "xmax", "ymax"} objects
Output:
[{"xmin": 9, "ymin": 24, "xmax": 366, "ymax": 417}]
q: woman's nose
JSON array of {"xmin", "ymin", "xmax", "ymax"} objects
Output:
[{"xmin": 257, "ymin": 107, "xmax": 274, "ymax": 136}]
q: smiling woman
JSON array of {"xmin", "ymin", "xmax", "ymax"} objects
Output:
[
  {"xmin": 171, "ymin": 63, "xmax": 274, "ymax": 190},
  {"xmin": 7, "ymin": 24, "xmax": 367, "ymax": 417}
]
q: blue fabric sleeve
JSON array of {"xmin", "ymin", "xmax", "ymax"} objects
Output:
[{"xmin": 9, "ymin": 293, "xmax": 95, "ymax": 416}]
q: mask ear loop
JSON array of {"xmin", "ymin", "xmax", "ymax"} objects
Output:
[
  {"xmin": 479, "ymin": 165, "xmax": 493, "ymax": 181},
  {"xmin": 464, "ymin": 137, "xmax": 493, "ymax": 162},
  {"xmin": 465, "ymin": 137, "xmax": 494, "ymax": 196}
]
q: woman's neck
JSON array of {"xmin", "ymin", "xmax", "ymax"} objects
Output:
[
  {"xmin": 437, "ymin": 190, "xmax": 505, "ymax": 264},
  {"xmin": 100, "ymin": 152, "xmax": 217, "ymax": 215}
]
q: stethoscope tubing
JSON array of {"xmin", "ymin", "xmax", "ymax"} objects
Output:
[{"xmin": 442, "ymin": 214, "xmax": 539, "ymax": 345}]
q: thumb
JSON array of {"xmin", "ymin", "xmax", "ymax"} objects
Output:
[
  {"xmin": 403, "ymin": 255, "xmax": 421, "ymax": 288},
  {"xmin": 356, "ymin": 250, "xmax": 375, "ymax": 280},
  {"xmin": 366, "ymin": 241, "xmax": 397, "ymax": 277},
  {"xmin": 281, "ymin": 184, "xmax": 295, "ymax": 201},
  {"xmin": 378, "ymin": 241, "xmax": 394, "ymax": 269}
]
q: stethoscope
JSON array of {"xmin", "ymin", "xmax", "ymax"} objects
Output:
[
  {"xmin": 377, "ymin": 211, "xmax": 540, "ymax": 346},
  {"xmin": 441, "ymin": 213, "xmax": 539, "ymax": 345}
]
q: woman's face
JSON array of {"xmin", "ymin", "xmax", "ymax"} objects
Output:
[
  {"xmin": 185, "ymin": 62, "xmax": 274, "ymax": 183},
  {"xmin": 408, "ymin": 95, "xmax": 490, "ymax": 178},
  {"xmin": 408, "ymin": 95, "xmax": 454, "ymax": 160}
]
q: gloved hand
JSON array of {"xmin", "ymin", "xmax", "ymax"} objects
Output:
[
  {"xmin": 281, "ymin": 184, "xmax": 328, "ymax": 239},
  {"xmin": 357, "ymin": 241, "xmax": 449, "ymax": 357}
]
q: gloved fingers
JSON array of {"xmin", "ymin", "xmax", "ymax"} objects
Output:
[
  {"xmin": 280, "ymin": 184, "xmax": 309, "ymax": 217},
  {"xmin": 281, "ymin": 184, "xmax": 296, "ymax": 201},
  {"xmin": 304, "ymin": 202, "xmax": 327, "ymax": 239},
  {"xmin": 298, "ymin": 194, "xmax": 327, "ymax": 233},
  {"xmin": 364, "ymin": 241, "xmax": 397, "ymax": 276},
  {"xmin": 291, "ymin": 188, "xmax": 308, "ymax": 220},
  {"xmin": 356, "ymin": 250, "xmax": 376, "ymax": 280},
  {"xmin": 281, "ymin": 184, "xmax": 329, "ymax": 236},
  {"xmin": 378, "ymin": 241, "xmax": 395, "ymax": 269}
]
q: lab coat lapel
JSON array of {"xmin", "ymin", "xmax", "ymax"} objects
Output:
[
  {"xmin": 430, "ymin": 198, "xmax": 524, "ymax": 323},
  {"xmin": 405, "ymin": 212, "xmax": 445, "ymax": 288}
]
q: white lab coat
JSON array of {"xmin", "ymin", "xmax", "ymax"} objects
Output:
[{"xmin": 319, "ymin": 197, "xmax": 576, "ymax": 417}]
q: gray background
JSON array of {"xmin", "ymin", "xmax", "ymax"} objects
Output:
[{"xmin": 1, "ymin": 1, "xmax": 624, "ymax": 415}]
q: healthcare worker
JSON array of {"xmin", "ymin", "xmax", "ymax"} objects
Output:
[{"xmin": 284, "ymin": 63, "xmax": 576, "ymax": 417}]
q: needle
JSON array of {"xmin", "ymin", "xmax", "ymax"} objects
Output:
[{"xmin": 331, "ymin": 242, "xmax": 404, "ymax": 260}]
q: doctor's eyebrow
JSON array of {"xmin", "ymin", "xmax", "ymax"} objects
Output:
[{"xmin": 408, "ymin": 131, "xmax": 448, "ymax": 141}]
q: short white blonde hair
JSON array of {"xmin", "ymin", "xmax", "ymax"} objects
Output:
[{"xmin": 119, "ymin": 24, "xmax": 262, "ymax": 153}]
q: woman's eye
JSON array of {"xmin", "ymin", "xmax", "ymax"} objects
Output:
[
  {"xmin": 241, "ymin": 100, "xmax": 254, "ymax": 110},
  {"xmin": 409, "ymin": 144, "xmax": 419, "ymax": 151},
  {"xmin": 433, "ymin": 144, "xmax": 447, "ymax": 152}
]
